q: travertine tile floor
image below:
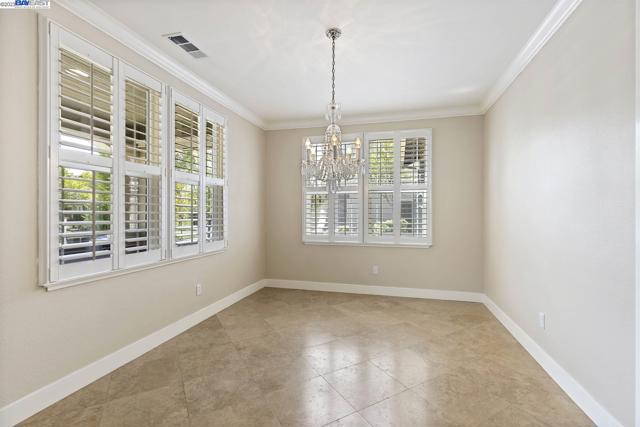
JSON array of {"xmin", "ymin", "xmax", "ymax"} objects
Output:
[{"xmin": 21, "ymin": 288, "xmax": 594, "ymax": 427}]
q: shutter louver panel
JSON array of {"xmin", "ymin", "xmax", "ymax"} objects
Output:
[
  {"xmin": 400, "ymin": 191, "xmax": 429, "ymax": 238},
  {"xmin": 202, "ymin": 109, "xmax": 227, "ymax": 253},
  {"xmin": 368, "ymin": 191, "xmax": 394, "ymax": 236},
  {"xmin": 125, "ymin": 80, "xmax": 161, "ymax": 166},
  {"xmin": 205, "ymin": 120, "xmax": 224, "ymax": 179},
  {"xmin": 174, "ymin": 104, "xmax": 199, "ymax": 174},
  {"xmin": 124, "ymin": 175, "xmax": 161, "ymax": 254},
  {"xmin": 205, "ymin": 185, "xmax": 224, "ymax": 243},
  {"xmin": 334, "ymin": 192, "xmax": 359, "ymax": 238},
  {"xmin": 400, "ymin": 137, "xmax": 428, "ymax": 185},
  {"xmin": 59, "ymin": 49, "xmax": 113, "ymax": 158},
  {"xmin": 58, "ymin": 166, "xmax": 112, "ymax": 263},
  {"xmin": 368, "ymin": 138, "xmax": 394, "ymax": 185},
  {"xmin": 304, "ymin": 193, "xmax": 329, "ymax": 236},
  {"xmin": 175, "ymin": 182, "xmax": 199, "ymax": 246}
]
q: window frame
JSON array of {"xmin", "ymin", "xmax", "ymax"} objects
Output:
[
  {"xmin": 301, "ymin": 133, "xmax": 364, "ymax": 244},
  {"xmin": 118, "ymin": 62, "xmax": 167, "ymax": 269},
  {"xmin": 170, "ymin": 90, "xmax": 202, "ymax": 259},
  {"xmin": 364, "ymin": 129, "xmax": 433, "ymax": 247},
  {"xmin": 48, "ymin": 25, "xmax": 119, "ymax": 282},
  {"xmin": 39, "ymin": 21, "xmax": 229, "ymax": 289},
  {"xmin": 202, "ymin": 107, "xmax": 228, "ymax": 253},
  {"xmin": 301, "ymin": 129, "xmax": 432, "ymax": 248}
]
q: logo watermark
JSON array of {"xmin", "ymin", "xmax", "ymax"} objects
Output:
[{"xmin": 0, "ymin": 0, "xmax": 50, "ymax": 9}]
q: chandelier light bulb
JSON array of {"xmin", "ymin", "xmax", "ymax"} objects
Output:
[{"xmin": 305, "ymin": 138, "xmax": 311, "ymax": 149}]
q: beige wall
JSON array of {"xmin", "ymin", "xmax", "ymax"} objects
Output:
[
  {"xmin": 266, "ymin": 116, "xmax": 484, "ymax": 292},
  {"xmin": 0, "ymin": 6, "xmax": 266, "ymax": 407},
  {"xmin": 484, "ymin": 0, "xmax": 635, "ymax": 424}
]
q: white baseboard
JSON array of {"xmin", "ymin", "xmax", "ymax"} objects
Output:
[
  {"xmin": 0, "ymin": 279, "xmax": 267, "ymax": 427},
  {"xmin": 1, "ymin": 279, "xmax": 620, "ymax": 427},
  {"xmin": 264, "ymin": 279, "xmax": 484, "ymax": 302},
  {"xmin": 482, "ymin": 296, "xmax": 622, "ymax": 427},
  {"xmin": 266, "ymin": 279, "xmax": 620, "ymax": 427}
]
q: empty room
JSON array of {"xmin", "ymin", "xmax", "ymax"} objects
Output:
[{"xmin": 0, "ymin": 0, "xmax": 637, "ymax": 426}]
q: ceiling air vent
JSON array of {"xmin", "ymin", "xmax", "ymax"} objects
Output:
[{"xmin": 164, "ymin": 32, "xmax": 207, "ymax": 59}]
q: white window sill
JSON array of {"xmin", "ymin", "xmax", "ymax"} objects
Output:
[
  {"xmin": 41, "ymin": 248, "xmax": 227, "ymax": 291},
  {"xmin": 302, "ymin": 241, "xmax": 432, "ymax": 249}
]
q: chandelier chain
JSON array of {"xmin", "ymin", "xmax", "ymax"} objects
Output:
[{"xmin": 331, "ymin": 35, "xmax": 336, "ymax": 104}]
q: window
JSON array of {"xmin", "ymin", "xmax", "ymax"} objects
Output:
[
  {"xmin": 43, "ymin": 25, "xmax": 228, "ymax": 286},
  {"xmin": 301, "ymin": 129, "xmax": 432, "ymax": 247},
  {"xmin": 302, "ymin": 134, "xmax": 363, "ymax": 243},
  {"xmin": 170, "ymin": 92, "xmax": 228, "ymax": 258},
  {"xmin": 51, "ymin": 31, "xmax": 115, "ymax": 282},
  {"xmin": 119, "ymin": 64, "xmax": 165, "ymax": 268},
  {"xmin": 203, "ymin": 110, "xmax": 226, "ymax": 252}
]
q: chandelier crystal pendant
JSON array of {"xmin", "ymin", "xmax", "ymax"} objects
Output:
[{"xmin": 301, "ymin": 27, "xmax": 365, "ymax": 194}]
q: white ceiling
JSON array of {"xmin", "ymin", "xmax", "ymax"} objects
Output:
[{"xmin": 86, "ymin": 0, "xmax": 558, "ymax": 128}]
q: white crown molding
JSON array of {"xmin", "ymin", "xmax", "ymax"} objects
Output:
[
  {"xmin": 52, "ymin": 0, "xmax": 266, "ymax": 129},
  {"xmin": 0, "ymin": 279, "xmax": 268, "ymax": 427},
  {"xmin": 52, "ymin": 0, "xmax": 583, "ymax": 130},
  {"xmin": 264, "ymin": 105, "xmax": 483, "ymax": 131},
  {"xmin": 1, "ymin": 278, "xmax": 621, "ymax": 426},
  {"xmin": 480, "ymin": 0, "xmax": 583, "ymax": 113}
]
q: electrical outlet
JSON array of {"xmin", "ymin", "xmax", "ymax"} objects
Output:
[
  {"xmin": 372, "ymin": 265, "xmax": 379, "ymax": 275},
  {"xmin": 538, "ymin": 312, "xmax": 546, "ymax": 329},
  {"xmin": 196, "ymin": 283, "xmax": 203, "ymax": 296}
]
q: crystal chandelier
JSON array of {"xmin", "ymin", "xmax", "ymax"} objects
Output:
[{"xmin": 301, "ymin": 27, "xmax": 365, "ymax": 193}]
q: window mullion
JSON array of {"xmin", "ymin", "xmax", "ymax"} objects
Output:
[
  {"xmin": 160, "ymin": 84, "xmax": 169, "ymax": 260},
  {"xmin": 328, "ymin": 192, "xmax": 335, "ymax": 242},
  {"xmin": 393, "ymin": 133, "xmax": 401, "ymax": 243},
  {"xmin": 48, "ymin": 24, "xmax": 61, "ymax": 283},
  {"xmin": 116, "ymin": 59, "xmax": 126, "ymax": 269},
  {"xmin": 199, "ymin": 107, "xmax": 205, "ymax": 254}
]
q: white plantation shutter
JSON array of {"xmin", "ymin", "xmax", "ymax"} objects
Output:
[
  {"xmin": 44, "ymin": 25, "xmax": 229, "ymax": 286},
  {"xmin": 171, "ymin": 91, "xmax": 201, "ymax": 258},
  {"xmin": 364, "ymin": 130, "xmax": 432, "ymax": 246},
  {"xmin": 52, "ymin": 31, "xmax": 116, "ymax": 281},
  {"xmin": 302, "ymin": 134, "xmax": 363, "ymax": 243},
  {"xmin": 203, "ymin": 108, "xmax": 227, "ymax": 252},
  {"xmin": 304, "ymin": 193, "xmax": 329, "ymax": 237},
  {"xmin": 174, "ymin": 182, "xmax": 199, "ymax": 246},
  {"xmin": 174, "ymin": 104, "xmax": 200, "ymax": 174},
  {"xmin": 399, "ymin": 136, "xmax": 431, "ymax": 240},
  {"xmin": 119, "ymin": 65, "xmax": 165, "ymax": 267},
  {"xmin": 367, "ymin": 191, "xmax": 394, "ymax": 237},
  {"xmin": 57, "ymin": 166, "xmax": 113, "ymax": 264},
  {"xmin": 365, "ymin": 133, "xmax": 395, "ymax": 243},
  {"xmin": 334, "ymin": 192, "xmax": 359, "ymax": 238}
]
